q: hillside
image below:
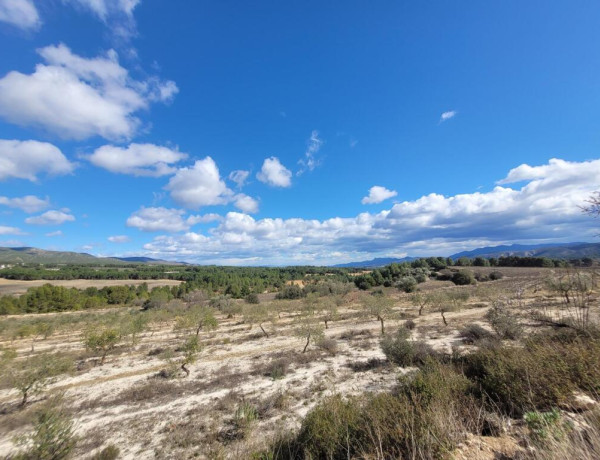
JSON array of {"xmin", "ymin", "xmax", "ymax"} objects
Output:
[{"xmin": 0, "ymin": 247, "xmax": 174, "ymax": 265}]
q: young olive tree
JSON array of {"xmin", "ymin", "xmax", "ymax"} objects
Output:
[
  {"xmin": 294, "ymin": 301, "xmax": 324, "ymax": 353},
  {"xmin": 179, "ymin": 335, "xmax": 201, "ymax": 377},
  {"xmin": 174, "ymin": 306, "xmax": 218, "ymax": 338},
  {"xmin": 319, "ymin": 297, "xmax": 339, "ymax": 329},
  {"xmin": 410, "ymin": 292, "xmax": 430, "ymax": 316},
  {"xmin": 83, "ymin": 328, "xmax": 120, "ymax": 365},
  {"xmin": 243, "ymin": 303, "xmax": 274, "ymax": 338},
  {"xmin": 362, "ymin": 294, "xmax": 395, "ymax": 334}
]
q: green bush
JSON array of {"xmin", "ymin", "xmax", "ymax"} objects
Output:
[
  {"xmin": 485, "ymin": 301, "xmax": 523, "ymax": 339},
  {"xmin": 396, "ymin": 276, "xmax": 418, "ymax": 293},
  {"xmin": 451, "ymin": 270, "xmax": 475, "ymax": 286},
  {"xmin": 245, "ymin": 293, "xmax": 260, "ymax": 304},
  {"xmin": 269, "ymin": 362, "xmax": 479, "ymax": 460},
  {"xmin": 275, "ymin": 285, "xmax": 305, "ymax": 300},
  {"xmin": 380, "ymin": 328, "xmax": 437, "ymax": 367},
  {"xmin": 489, "ymin": 271, "xmax": 504, "ymax": 280},
  {"xmin": 91, "ymin": 445, "xmax": 120, "ymax": 460},
  {"xmin": 459, "ymin": 324, "xmax": 494, "ymax": 344}
]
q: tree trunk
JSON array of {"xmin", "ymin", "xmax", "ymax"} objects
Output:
[
  {"xmin": 441, "ymin": 311, "xmax": 448, "ymax": 326},
  {"xmin": 324, "ymin": 319, "xmax": 328, "ymax": 329},
  {"xmin": 181, "ymin": 363, "xmax": 190, "ymax": 377},
  {"xmin": 101, "ymin": 350, "xmax": 107, "ymax": 365},
  {"xmin": 379, "ymin": 316, "xmax": 385, "ymax": 335},
  {"xmin": 196, "ymin": 324, "xmax": 202, "ymax": 337},
  {"xmin": 259, "ymin": 323, "xmax": 269, "ymax": 338},
  {"xmin": 302, "ymin": 333, "xmax": 311, "ymax": 353},
  {"xmin": 418, "ymin": 306, "xmax": 424, "ymax": 316},
  {"xmin": 21, "ymin": 391, "xmax": 28, "ymax": 406}
]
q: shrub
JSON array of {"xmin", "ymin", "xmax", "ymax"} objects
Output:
[
  {"xmin": 404, "ymin": 319, "xmax": 416, "ymax": 330},
  {"xmin": 396, "ymin": 276, "xmax": 418, "ymax": 293},
  {"xmin": 451, "ymin": 270, "xmax": 475, "ymax": 286},
  {"xmin": 489, "ymin": 271, "xmax": 504, "ymax": 280},
  {"xmin": 485, "ymin": 301, "xmax": 523, "ymax": 339},
  {"xmin": 380, "ymin": 328, "xmax": 437, "ymax": 367},
  {"xmin": 15, "ymin": 395, "xmax": 76, "ymax": 460},
  {"xmin": 462, "ymin": 343, "xmax": 574, "ymax": 417},
  {"xmin": 316, "ymin": 337, "xmax": 338, "ymax": 355},
  {"xmin": 459, "ymin": 324, "xmax": 493, "ymax": 344},
  {"xmin": 245, "ymin": 293, "xmax": 260, "ymax": 304},
  {"xmin": 275, "ymin": 285, "xmax": 305, "ymax": 300},
  {"xmin": 269, "ymin": 362, "xmax": 480, "ymax": 460}
]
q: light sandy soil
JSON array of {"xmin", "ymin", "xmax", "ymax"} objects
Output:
[
  {"xmin": 0, "ymin": 279, "xmax": 182, "ymax": 296},
  {"xmin": 0, "ymin": 267, "xmax": 593, "ymax": 459}
]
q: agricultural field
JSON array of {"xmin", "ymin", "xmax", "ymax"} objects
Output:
[{"xmin": 0, "ymin": 266, "xmax": 599, "ymax": 459}]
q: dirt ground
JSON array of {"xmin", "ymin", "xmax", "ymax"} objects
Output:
[
  {"xmin": 0, "ymin": 279, "xmax": 183, "ymax": 296},
  {"xmin": 0, "ymin": 267, "xmax": 594, "ymax": 459}
]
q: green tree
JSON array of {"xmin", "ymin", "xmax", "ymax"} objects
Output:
[
  {"xmin": 83, "ymin": 328, "xmax": 120, "ymax": 365},
  {"xmin": 363, "ymin": 294, "xmax": 395, "ymax": 334}
]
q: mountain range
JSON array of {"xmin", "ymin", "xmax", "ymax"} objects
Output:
[
  {"xmin": 333, "ymin": 242, "xmax": 600, "ymax": 268},
  {"xmin": 0, "ymin": 247, "xmax": 177, "ymax": 265}
]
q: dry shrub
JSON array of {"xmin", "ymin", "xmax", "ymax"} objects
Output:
[
  {"xmin": 316, "ymin": 337, "xmax": 338, "ymax": 355},
  {"xmin": 462, "ymin": 336, "xmax": 600, "ymax": 417},
  {"xmin": 267, "ymin": 361, "xmax": 481, "ymax": 460},
  {"xmin": 380, "ymin": 328, "xmax": 439, "ymax": 367},
  {"xmin": 113, "ymin": 379, "xmax": 178, "ymax": 405},
  {"xmin": 459, "ymin": 323, "xmax": 494, "ymax": 344}
]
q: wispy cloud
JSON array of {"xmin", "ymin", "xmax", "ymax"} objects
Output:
[
  {"xmin": 297, "ymin": 130, "xmax": 323, "ymax": 175},
  {"xmin": 439, "ymin": 110, "xmax": 457, "ymax": 123}
]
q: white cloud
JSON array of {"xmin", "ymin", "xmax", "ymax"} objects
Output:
[
  {"xmin": 361, "ymin": 186, "xmax": 398, "ymax": 204},
  {"xmin": 257, "ymin": 157, "xmax": 292, "ymax": 187},
  {"xmin": 141, "ymin": 158, "xmax": 600, "ymax": 265},
  {"xmin": 0, "ymin": 0, "xmax": 40, "ymax": 30},
  {"xmin": 108, "ymin": 235, "xmax": 130, "ymax": 243},
  {"xmin": 229, "ymin": 169, "xmax": 249, "ymax": 188},
  {"xmin": 186, "ymin": 213, "xmax": 222, "ymax": 226},
  {"xmin": 0, "ymin": 44, "xmax": 178, "ymax": 140},
  {"xmin": 87, "ymin": 143, "xmax": 187, "ymax": 176},
  {"xmin": 126, "ymin": 206, "xmax": 189, "ymax": 232},
  {"xmin": 166, "ymin": 157, "xmax": 234, "ymax": 209},
  {"xmin": 25, "ymin": 210, "xmax": 75, "ymax": 225},
  {"xmin": 45, "ymin": 230, "xmax": 63, "ymax": 237},
  {"xmin": 0, "ymin": 225, "xmax": 24, "ymax": 235},
  {"xmin": 234, "ymin": 194, "xmax": 259, "ymax": 214},
  {"xmin": 297, "ymin": 130, "xmax": 322, "ymax": 175},
  {"xmin": 0, "ymin": 195, "xmax": 50, "ymax": 213},
  {"xmin": 0, "ymin": 139, "xmax": 74, "ymax": 181},
  {"xmin": 440, "ymin": 110, "xmax": 457, "ymax": 122}
]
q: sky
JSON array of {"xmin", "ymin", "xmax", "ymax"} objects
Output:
[{"xmin": 0, "ymin": 0, "xmax": 599, "ymax": 265}]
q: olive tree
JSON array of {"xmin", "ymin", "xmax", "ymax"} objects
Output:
[
  {"xmin": 174, "ymin": 306, "xmax": 218, "ymax": 337},
  {"xmin": 243, "ymin": 303, "xmax": 274, "ymax": 338},
  {"xmin": 179, "ymin": 335, "xmax": 201, "ymax": 377},
  {"xmin": 83, "ymin": 328, "xmax": 120, "ymax": 365},
  {"xmin": 362, "ymin": 294, "xmax": 395, "ymax": 334}
]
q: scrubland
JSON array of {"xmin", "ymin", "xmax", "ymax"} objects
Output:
[{"xmin": 0, "ymin": 266, "xmax": 599, "ymax": 459}]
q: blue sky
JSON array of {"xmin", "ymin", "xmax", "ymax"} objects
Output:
[{"xmin": 0, "ymin": 0, "xmax": 599, "ymax": 265}]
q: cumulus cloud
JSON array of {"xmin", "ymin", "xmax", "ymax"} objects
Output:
[
  {"xmin": 229, "ymin": 169, "xmax": 249, "ymax": 188},
  {"xmin": 0, "ymin": 195, "xmax": 50, "ymax": 213},
  {"xmin": 234, "ymin": 194, "xmax": 259, "ymax": 214},
  {"xmin": 257, "ymin": 157, "xmax": 292, "ymax": 187},
  {"xmin": 297, "ymin": 130, "xmax": 322, "ymax": 175},
  {"xmin": 361, "ymin": 186, "xmax": 398, "ymax": 205},
  {"xmin": 141, "ymin": 158, "xmax": 600, "ymax": 265},
  {"xmin": 87, "ymin": 143, "xmax": 187, "ymax": 176},
  {"xmin": 166, "ymin": 157, "xmax": 234, "ymax": 209},
  {"xmin": 0, "ymin": 225, "xmax": 24, "ymax": 235},
  {"xmin": 186, "ymin": 213, "xmax": 222, "ymax": 225},
  {"xmin": 0, "ymin": 44, "xmax": 178, "ymax": 140},
  {"xmin": 440, "ymin": 110, "xmax": 457, "ymax": 122},
  {"xmin": 0, "ymin": 0, "xmax": 40, "ymax": 30},
  {"xmin": 126, "ymin": 206, "xmax": 189, "ymax": 232},
  {"xmin": 0, "ymin": 139, "xmax": 74, "ymax": 181},
  {"xmin": 108, "ymin": 235, "xmax": 130, "ymax": 243},
  {"xmin": 25, "ymin": 210, "xmax": 75, "ymax": 225}
]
